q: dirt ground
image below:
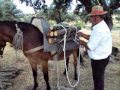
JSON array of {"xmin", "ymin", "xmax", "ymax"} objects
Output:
[{"xmin": 0, "ymin": 30, "xmax": 120, "ymax": 90}]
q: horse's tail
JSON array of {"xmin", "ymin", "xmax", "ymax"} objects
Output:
[{"xmin": 77, "ymin": 49, "xmax": 85, "ymax": 66}]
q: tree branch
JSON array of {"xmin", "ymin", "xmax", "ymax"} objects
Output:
[
  {"xmin": 109, "ymin": 1, "xmax": 120, "ymax": 11},
  {"xmin": 79, "ymin": 0, "xmax": 92, "ymax": 13}
]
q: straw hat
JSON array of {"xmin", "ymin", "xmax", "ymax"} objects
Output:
[{"xmin": 88, "ymin": 5, "xmax": 108, "ymax": 16}]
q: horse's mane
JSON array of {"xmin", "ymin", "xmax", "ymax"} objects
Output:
[
  {"xmin": 0, "ymin": 21, "xmax": 35, "ymax": 27},
  {"xmin": 0, "ymin": 21, "xmax": 43, "ymax": 35},
  {"xmin": 0, "ymin": 20, "xmax": 44, "ymax": 49}
]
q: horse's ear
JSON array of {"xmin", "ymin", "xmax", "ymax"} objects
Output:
[
  {"xmin": 32, "ymin": 17, "xmax": 36, "ymax": 19},
  {"xmin": 30, "ymin": 17, "xmax": 36, "ymax": 23},
  {"xmin": 12, "ymin": 21, "xmax": 18, "ymax": 25},
  {"xmin": 36, "ymin": 17, "xmax": 45, "ymax": 20}
]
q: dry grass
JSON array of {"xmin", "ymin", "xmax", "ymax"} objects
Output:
[{"xmin": 0, "ymin": 30, "xmax": 120, "ymax": 90}]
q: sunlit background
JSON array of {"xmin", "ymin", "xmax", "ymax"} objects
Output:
[
  {"xmin": 13, "ymin": 0, "xmax": 35, "ymax": 14},
  {"xmin": 13, "ymin": 0, "xmax": 77, "ymax": 14}
]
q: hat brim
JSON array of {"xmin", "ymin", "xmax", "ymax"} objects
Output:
[{"xmin": 87, "ymin": 11, "xmax": 108, "ymax": 16}]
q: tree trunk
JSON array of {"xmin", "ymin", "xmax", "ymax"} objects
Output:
[{"xmin": 79, "ymin": 0, "xmax": 113, "ymax": 30}]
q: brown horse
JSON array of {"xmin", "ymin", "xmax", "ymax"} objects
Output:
[{"xmin": 0, "ymin": 20, "xmax": 83, "ymax": 90}]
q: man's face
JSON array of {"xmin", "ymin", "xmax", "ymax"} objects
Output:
[{"xmin": 89, "ymin": 15, "xmax": 98, "ymax": 26}]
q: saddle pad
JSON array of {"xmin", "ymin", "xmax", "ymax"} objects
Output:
[
  {"xmin": 31, "ymin": 17, "xmax": 79, "ymax": 52},
  {"xmin": 58, "ymin": 40, "xmax": 79, "ymax": 51},
  {"xmin": 31, "ymin": 17, "xmax": 58, "ymax": 52}
]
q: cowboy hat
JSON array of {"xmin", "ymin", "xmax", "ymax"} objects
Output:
[{"xmin": 88, "ymin": 5, "xmax": 108, "ymax": 16}]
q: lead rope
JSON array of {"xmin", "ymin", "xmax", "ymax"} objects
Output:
[
  {"xmin": 0, "ymin": 81, "xmax": 4, "ymax": 90},
  {"xmin": 53, "ymin": 53, "xmax": 61, "ymax": 90},
  {"xmin": 53, "ymin": 44, "xmax": 69, "ymax": 90},
  {"xmin": 119, "ymin": 30, "xmax": 120, "ymax": 46}
]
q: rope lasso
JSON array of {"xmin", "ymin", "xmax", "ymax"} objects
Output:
[
  {"xmin": 52, "ymin": 24, "xmax": 81, "ymax": 89},
  {"xmin": 62, "ymin": 25, "xmax": 81, "ymax": 88}
]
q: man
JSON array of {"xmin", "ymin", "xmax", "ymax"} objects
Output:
[{"xmin": 77, "ymin": 5, "xmax": 112, "ymax": 90}]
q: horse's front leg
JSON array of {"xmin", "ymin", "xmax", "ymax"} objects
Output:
[
  {"xmin": 63, "ymin": 57, "xmax": 69, "ymax": 75},
  {"xmin": 32, "ymin": 68, "xmax": 38, "ymax": 90},
  {"xmin": 73, "ymin": 61, "xmax": 77, "ymax": 80},
  {"xmin": 41, "ymin": 60, "xmax": 50, "ymax": 90},
  {"xmin": 73, "ymin": 49, "xmax": 78, "ymax": 80},
  {"xmin": 27, "ymin": 56, "xmax": 38, "ymax": 90}
]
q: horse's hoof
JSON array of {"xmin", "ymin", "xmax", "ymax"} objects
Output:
[
  {"xmin": 27, "ymin": 86, "xmax": 38, "ymax": 90},
  {"xmin": 74, "ymin": 77, "xmax": 78, "ymax": 80},
  {"xmin": 27, "ymin": 86, "xmax": 36, "ymax": 90},
  {"xmin": 74, "ymin": 76, "xmax": 78, "ymax": 80},
  {"xmin": 63, "ymin": 70, "xmax": 66, "ymax": 75},
  {"xmin": 46, "ymin": 87, "xmax": 51, "ymax": 90}
]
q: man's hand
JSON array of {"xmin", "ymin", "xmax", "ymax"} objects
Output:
[
  {"xmin": 77, "ymin": 31, "xmax": 84, "ymax": 37},
  {"xmin": 79, "ymin": 40, "xmax": 89, "ymax": 50},
  {"xmin": 77, "ymin": 31, "xmax": 90, "ymax": 40},
  {"xmin": 79, "ymin": 40, "xmax": 85, "ymax": 45}
]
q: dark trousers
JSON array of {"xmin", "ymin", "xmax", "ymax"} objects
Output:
[{"xmin": 91, "ymin": 56, "xmax": 109, "ymax": 90}]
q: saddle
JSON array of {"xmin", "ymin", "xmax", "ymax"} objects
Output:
[{"xmin": 31, "ymin": 17, "xmax": 79, "ymax": 52}]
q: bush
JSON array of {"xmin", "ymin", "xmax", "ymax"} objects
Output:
[
  {"xmin": 48, "ymin": 20, "xmax": 56, "ymax": 26},
  {"xmin": 74, "ymin": 20, "xmax": 85, "ymax": 29}
]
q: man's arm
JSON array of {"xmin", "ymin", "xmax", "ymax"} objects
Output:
[
  {"xmin": 77, "ymin": 32, "xmax": 90, "ymax": 40},
  {"xmin": 79, "ymin": 40, "xmax": 90, "ymax": 50}
]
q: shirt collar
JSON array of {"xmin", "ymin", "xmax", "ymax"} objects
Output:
[{"xmin": 92, "ymin": 20, "xmax": 105, "ymax": 30}]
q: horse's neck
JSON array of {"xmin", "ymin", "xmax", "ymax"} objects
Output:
[
  {"xmin": 0, "ymin": 29, "xmax": 12, "ymax": 44},
  {"xmin": 4, "ymin": 23, "xmax": 17, "ymax": 43}
]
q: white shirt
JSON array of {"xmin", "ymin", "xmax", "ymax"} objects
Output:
[{"xmin": 87, "ymin": 20, "xmax": 112, "ymax": 60}]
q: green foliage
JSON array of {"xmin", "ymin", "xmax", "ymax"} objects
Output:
[
  {"xmin": 0, "ymin": 0, "xmax": 24, "ymax": 21},
  {"xmin": 64, "ymin": 13, "xmax": 77, "ymax": 22},
  {"xmin": 35, "ymin": 7, "xmax": 79, "ymax": 23},
  {"xmin": 20, "ymin": 14, "xmax": 34, "ymax": 22},
  {"xmin": 74, "ymin": 20, "xmax": 84, "ymax": 29},
  {"xmin": 20, "ymin": 0, "xmax": 120, "ymax": 30},
  {"xmin": 20, "ymin": 0, "xmax": 72, "ymax": 11},
  {"xmin": 48, "ymin": 20, "xmax": 56, "ymax": 26}
]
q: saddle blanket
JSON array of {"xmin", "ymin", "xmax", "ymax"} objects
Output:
[{"xmin": 31, "ymin": 17, "xmax": 79, "ymax": 52}]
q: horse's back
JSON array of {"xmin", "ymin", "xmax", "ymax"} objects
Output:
[{"xmin": 30, "ymin": 17, "xmax": 60, "ymax": 52}]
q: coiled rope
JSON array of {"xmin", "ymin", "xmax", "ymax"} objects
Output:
[
  {"xmin": 12, "ymin": 24, "xmax": 23, "ymax": 51},
  {"xmin": 53, "ymin": 24, "xmax": 81, "ymax": 90},
  {"xmin": 62, "ymin": 24, "xmax": 81, "ymax": 87}
]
